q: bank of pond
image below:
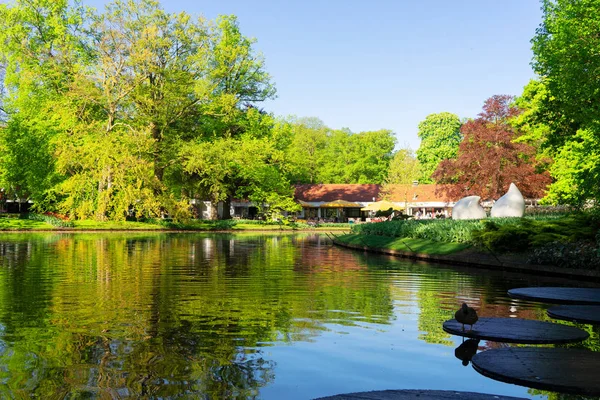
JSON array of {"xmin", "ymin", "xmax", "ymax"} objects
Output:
[
  {"xmin": 2, "ymin": 211, "xmax": 600, "ymax": 271},
  {"xmin": 343, "ymin": 212, "xmax": 600, "ymax": 272}
]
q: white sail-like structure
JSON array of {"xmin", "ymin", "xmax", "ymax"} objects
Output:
[
  {"xmin": 490, "ymin": 183, "xmax": 525, "ymax": 218},
  {"xmin": 452, "ymin": 196, "xmax": 486, "ymax": 220}
]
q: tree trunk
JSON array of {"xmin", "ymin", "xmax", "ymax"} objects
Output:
[
  {"xmin": 209, "ymin": 198, "xmax": 219, "ymax": 220},
  {"xmin": 222, "ymin": 197, "xmax": 231, "ymax": 220},
  {"xmin": 151, "ymin": 122, "xmax": 164, "ymax": 183}
]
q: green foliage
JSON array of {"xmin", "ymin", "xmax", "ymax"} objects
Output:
[
  {"xmin": 529, "ymin": 0, "xmax": 600, "ymax": 206},
  {"xmin": 0, "ymin": 0, "xmax": 280, "ymax": 221},
  {"xmin": 471, "ymin": 215, "xmax": 599, "ymax": 252},
  {"xmin": 284, "ymin": 118, "xmax": 396, "ymax": 185},
  {"xmin": 317, "ymin": 128, "xmax": 396, "ymax": 184},
  {"xmin": 352, "ymin": 214, "xmax": 600, "ymax": 259},
  {"xmin": 529, "ymin": 241, "xmax": 600, "ymax": 269},
  {"xmin": 23, "ymin": 213, "xmax": 74, "ymax": 228},
  {"xmin": 181, "ymin": 113, "xmax": 297, "ymax": 219},
  {"xmin": 0, "ymin": 118, "xmax": 60, "ymax": 203},
  {"xmin": 385, "ymin": 146, "xmax": 420, "ymax": 185},
  {"xmin": 284, "ymin": 117, "xmax": 328, "ymax": 183},
  {"xmin": 416, "ymin": 112, "xmax": 462, "ymax": 183},
  {"xmin": 542, "ymin": 128, "xmax": 600, "ymax": 207},
  {"xmin": 351, "ymin": 219, "xmax": 485, "ymax": 243}
]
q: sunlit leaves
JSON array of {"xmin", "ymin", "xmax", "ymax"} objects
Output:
[
  {"xmin": 433, "ymin": 96, "xmax": 551, "ymax": 200},
  {"xmin": 528, "ymin": 0, "xmax": 600, "ymax": 206},
  {"xmin": 384, "ymin": 146, "xmax": 420, "ymax": 185},
  {"xmin": 0, "ymin": 0, "xmax": 279, "ymax": 220},
  {"xmin": 416, "ymin": 112, "xmax": 462, "ymax": 183}
]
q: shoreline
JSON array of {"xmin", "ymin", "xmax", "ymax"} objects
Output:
[
  {"xmin": 332, "ymin": 235, "xmax": 600, "ymax": 282},
  {"xmin": 0, "ymin": 228, "xmax": 351, "ymax": 233}
]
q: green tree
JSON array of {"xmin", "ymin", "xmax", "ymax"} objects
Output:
[
  {"xmin": 318, "ymin": 128, "xmax": 395, "ymax": 184},
  {"xmin": 530, "ymin": 0, "xmax": 600, "ymax": 205},
  {"xmin": 351, "ymin": 129, "xmax": 396, "ymax": 184},
  {"xmin": 416, "ymin": 112, "xmax": 462, "ymax": 183},
  {"xmin": 181, "ymin": 110, "xmax": 297, "ymax": 220},
  {"xmin": 384, "ymin": 146, "xmax": 420, "ymax": 185},
  {"xmin": 285, "ymin": 117, "xmax": 328, "ymax": 184},
  {"xmin": 0, "ymin": 0, "xmax": 277, "ymax": 220},
  {"xmin": 0, "ymin": 0, "xmax": 91, "ymax": 208}
]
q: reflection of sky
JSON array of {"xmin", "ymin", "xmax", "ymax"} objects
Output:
[
  {"xmin": 260, "ymin": 252, "xmax": 581, "ymax": 399},
  {"xmin": 261, "ymin": 322, "xmax": 534, "ymax": 400}
]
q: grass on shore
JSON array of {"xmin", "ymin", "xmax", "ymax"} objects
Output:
[
  {"xmin": 335, "ymin": 233, "xmax": 471, "ymax": 255},
  {"xmin": 0, "ymin": 218, "xmax": 54, "ymax": 230},
  {"xmin": 0, "ymin": 216, "xmax": 352, "ymax": 231}
]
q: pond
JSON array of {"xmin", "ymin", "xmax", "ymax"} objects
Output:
[{"xmin": 0, "ymin": 232, "xmax": 597, "ymax": 399}]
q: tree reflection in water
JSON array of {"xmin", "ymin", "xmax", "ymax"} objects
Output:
[{"xmin": 0, "ymin": 233, "xmax": 394, "ymax": 398}]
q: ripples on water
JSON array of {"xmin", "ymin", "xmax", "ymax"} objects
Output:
[{"xmin": 0, "ymin": 233, "xmax": 597, "ymax": 399}]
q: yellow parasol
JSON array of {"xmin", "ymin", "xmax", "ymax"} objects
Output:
[
  {"xmin": 361, "ymin": 200, "xmax": 404, "ymax": 211},
  {"xmin": 320, "ymin": 199, "xmax": 364, "ymax": 208}
]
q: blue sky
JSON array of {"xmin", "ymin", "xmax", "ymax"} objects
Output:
[{"xmin": 87, "ymin": 0, "xmax": 542, "ymax": 150}]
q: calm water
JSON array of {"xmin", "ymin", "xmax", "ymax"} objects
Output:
[{"xmin": 0, "ymin": 232, "xmax": 597, "ymax": 399}]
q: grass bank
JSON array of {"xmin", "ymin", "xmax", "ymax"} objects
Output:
[
  {"xmin": 345, "ymin": 212, "xmax": 600, "ymax": 270},
  {"xmin": 0, "ymin": 214, "xmax": 351, "ymax": 232}
]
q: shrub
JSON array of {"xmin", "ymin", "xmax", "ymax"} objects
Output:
[
  {"xmin": 351, "ymin": 219, "xmax": 486, "ymax": 243},
  {"xmin": 23, "ymin": 213, "xmax": 75, "ymax": 228},
  {"xmin": 528, "ymin": 241, "xmax": 600, "ymax": 270},
  {"xmin": 351, "ymin": 212, "xmax": 600, "ymax": 253}
]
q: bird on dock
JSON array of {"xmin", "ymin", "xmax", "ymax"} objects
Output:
[{"xmin": 455, "ymin": 303, "xmax": 478, "ymax": 332}]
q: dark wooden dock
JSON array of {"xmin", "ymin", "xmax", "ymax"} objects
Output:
[
  {"xmin": 547, "ymin": 305, "xmax": 600, "ymax": 324},
  {"xmin": 472, "ymin": 347, "xmax": 600, "ymax": 396},
  {"xmin": 442, "ymin": 317, "xmax": 589, "ymax": 344},
  {"xmin": 315, "ymin": 389, "xmax": 528, "ymax": 400},
  {"xmin": 508, "ymin": 287, "xmax": 600, "ymax": 305}
]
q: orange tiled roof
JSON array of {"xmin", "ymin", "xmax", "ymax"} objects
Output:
[
  {"xmin": 294, "ymin": 184, "xmax": 381, "ymax": 202},
  {"xmin": 382, "ymin": 184, "xmax": 461, "ymax": 202}
]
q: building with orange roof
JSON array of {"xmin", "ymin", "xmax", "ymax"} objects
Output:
[
  {"xmin": 197, "ymin": 183, "xmax": 528, "ymax": 221},
  {"xmin": 293, "ymin": 183, "xmax": 463, "ymax": 221}
]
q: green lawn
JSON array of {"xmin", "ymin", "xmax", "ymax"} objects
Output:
[
  {"xmin": 0, "ymin": 216, "xmax": 352, "ymax": 232},
  {"xmin": 335, "ymin": 233, "xmax": 471, "ymax": 255},
  {"xmin": 0, "ymin": 219, "xmax": 54, "ymax": 230},
  {"xmin": 72, "ymin": 220, "xmax": 166, "ymax": 230}
]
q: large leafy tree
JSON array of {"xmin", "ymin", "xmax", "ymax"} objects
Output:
[
  {"xmin": 530, "ymin": 0, "xmax": 600, "ymax": 205},
  {"xmin": 0, "ymin": 0, "xmax": 87, "ymax": 207},
  {"xmin": 0, "ymin": 0, "xmax": 278, "ymax": 220},
  {"xmin": 416, "ymin": 112, "xmax": 462, "ymax": 183},
  {"xmin": 181, "ymin": 111, "xmax": 297, "ymax": 220},
  {"xmin": 384, "ymin": 146, "xmax": 420, "ymax": 185},
  {"xmin": 178, "ymin": 14, "xmax": 278, "ymax": 219},
  {"xmin": 284, "ymin": 117, "xmax": 328, "ymax": 184},
  {"xmin": 317, "ymin": 128, "xmax": 395, "ymax": 184},
  {"xmin": 433, "ymin": 95, "xmax": 551, "ymax": 200}
]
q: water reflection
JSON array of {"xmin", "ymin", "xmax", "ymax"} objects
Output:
[
  {"xmin": 455, "ymin": 338, "xmax": 480, "ymax": 366},
  {"xmin": 0, "ymin": 233, "xmax": 395, "ymax": 398},
  {"xmin": 0, "ymin": 232, "xmax": 596, "ymax": 399}
]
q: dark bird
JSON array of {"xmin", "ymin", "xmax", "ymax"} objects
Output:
[
  {"xmin": 454, "ymin": 338, "xmax": 480, "ymax": 366},
  {"xmin": 455, "ymin": 303, "xmax": 478, "ymax": 331}
]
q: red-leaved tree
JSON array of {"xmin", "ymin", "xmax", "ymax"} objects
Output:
[{"xmin": 433, "ymin": 95, "xmax": 551, "ymax": 200}]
